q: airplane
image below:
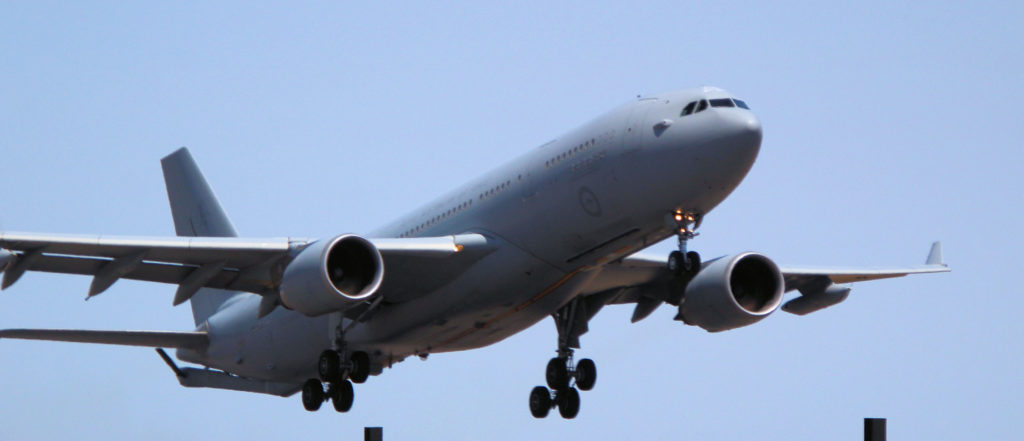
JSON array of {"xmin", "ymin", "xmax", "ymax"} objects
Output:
[{"xmin": 0, "ymin": 87, "xmax": 949, "ymax": 419}]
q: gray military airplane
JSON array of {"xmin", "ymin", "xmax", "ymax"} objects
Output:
[{"xmin": 0, "ymin": 87, "xmax": 948, "ymax": 419}]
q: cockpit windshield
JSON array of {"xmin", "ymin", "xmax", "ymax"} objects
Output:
[
  {"xmin": 709, "ymin": 98, "xmax": 734, "ymax": 108},
  {"xmin": 679, "ymin": 97, "xmax": 750, "ymax": 116}
]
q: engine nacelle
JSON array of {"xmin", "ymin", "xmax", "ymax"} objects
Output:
[
  {"xmin": 678, "ymin": 252, "xmax": 784, "ymax": 332},
  {"xmin": 279, "ymin": 234, "xmax": 384, "ymax": 317}
]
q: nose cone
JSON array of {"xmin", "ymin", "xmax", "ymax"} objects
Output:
[
  {"xmin": 726, "ymin": 111, "xmax": 762, "ymax": 150},
  {"xmin": 714, "ymin": 110, "xmax": 762, "ymax": 167},
  {"xmin": 693, "ymin": 109, "xmax": 763, "ymax": 198}
]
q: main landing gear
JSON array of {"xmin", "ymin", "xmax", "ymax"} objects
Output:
[
  {"xmin": 529, "ymin": 354, "xmax": 595, "ymax": 419},
  {"xmin": 667, "ymin": 210, "xmax": 702, "ymax": 279},
  {"xmin": 529, "ymin": 298, "xmax": 599, "ymax": 419},
  {"xmin": 301, "ymin": 349, "xmax": 370, "ymax": 413}
]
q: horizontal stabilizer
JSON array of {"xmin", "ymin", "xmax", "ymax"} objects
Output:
[{"xmin": 0, "ymin": 329, "xmax": 208, "ymax": 350}]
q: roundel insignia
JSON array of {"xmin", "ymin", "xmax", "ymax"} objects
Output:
[{"xmin": 578, "ymin": 187, "xmax": 602, "ymax": 217}]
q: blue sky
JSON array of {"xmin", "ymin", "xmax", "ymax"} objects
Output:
[{"xmin": 1, "ymin": 2, "xmax": 1021, "ymax": 440}]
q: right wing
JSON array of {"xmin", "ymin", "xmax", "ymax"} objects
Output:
[
  {"xmin": 578, "ymin": 242, "xmax": 950, "ymax": 322},
  {"xmin": 0, "ymin": 232, "xmax": 493, "ymax": 306}
]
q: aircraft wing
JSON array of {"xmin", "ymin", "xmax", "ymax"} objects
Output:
[
  {"xmin": 580, "ymin": 242, "xmax": 950, "ymax": 322},
  {"xmin": 0, "ymin": 329, "xmax": 208, "ymax": 350},
  {"xmin": 0, "ymin": 231, "xmax": 491, "ymax": 305}
]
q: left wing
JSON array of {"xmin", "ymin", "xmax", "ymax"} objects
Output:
[
  {"xmin": 580, "ymin": 242, "xmax": 950, "ymax": 321},
  {"xmin": 0, "ymin": 231, "xmax": 492, "ymax": 305},
  {"xmin": 0, "ymin": 329, "xmax": 208, "ymax": 350}
]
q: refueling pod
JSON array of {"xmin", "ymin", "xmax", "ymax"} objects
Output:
[
  {"xmin": 782, "ymin": 284, "xmax": 851, "ymax": 316},
  {"xmin": 278, "ymin": 234, "xmax": 384, "ymax": 317}
]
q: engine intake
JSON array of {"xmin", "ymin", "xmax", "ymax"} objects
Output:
[
  {"xmin": 279, "ymin": 234, "xmax": 384, "ymax": 317},
  {"xmin": 678, "ymin": 252, "xmax": 784, "ymax": 332}
]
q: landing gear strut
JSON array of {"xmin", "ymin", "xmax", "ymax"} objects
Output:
[
  {"xmin": 318, "ymin": 350, "xmax": 370, "ymax": 384},
  {"xmin": 529, "ymin": 297, "xmax": 598, "ymax": 419},
  {"xmin": 667, "ymin": 210, "xmax": 702, "ymax": 278}
]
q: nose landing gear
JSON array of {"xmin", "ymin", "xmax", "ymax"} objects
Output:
[{"xmin": 667, "ymin": 210, "xmax": 702, "ymax": 278}]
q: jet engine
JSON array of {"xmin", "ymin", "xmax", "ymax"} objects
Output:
[
  {"xmin": 278, "ymin": 234, "xmax": 384, "ymax": 317},
  {"xmin": 677, "ymin": 252, "xmax": 784, "ymax": 332}
]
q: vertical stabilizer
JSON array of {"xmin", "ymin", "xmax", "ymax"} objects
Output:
[{"xmin": 161, "ymin": 148, "xmax": 240, "ymax": 325}]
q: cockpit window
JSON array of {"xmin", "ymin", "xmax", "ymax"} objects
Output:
[
  {"xmin": 695, "ymin": 99, "xmax": 708, "ymax": 112},
  {"xmin": 681, "ymin": 101, "xmax": 696, "ymax": 116},
  {"xmin": 733, "ymin": 99, "xmax": 750, "ymax": 109},
  {"xmin": 709, "ymin": 98, "xmax": 735, "ymax": 108}
]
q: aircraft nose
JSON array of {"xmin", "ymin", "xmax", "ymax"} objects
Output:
[
  {"xmin": 716, "ymin": 110, "xmax": 762, "ymax": 162},
  {"xmin": 728, "ymin": 111, "xmax": 762, "ymax": 147},
  {"xmin": 700, "ymin": 108, "xmax": 763, "ymax": 175}
]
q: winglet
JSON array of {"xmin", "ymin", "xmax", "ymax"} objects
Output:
[{"xmin": 926, "ymin": 241, "xmax": 944, "ymax": 266}]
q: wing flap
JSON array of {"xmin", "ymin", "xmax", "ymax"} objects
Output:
[
  {"xmin": 22, "ymin": 254, "xmax": 260, "ymax": 291},
  {"xmin": 0, "ymin": 329, "xmax": 208, "ymax": 350}
]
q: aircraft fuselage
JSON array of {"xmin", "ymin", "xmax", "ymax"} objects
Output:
[{"xmin": 185, "ymin": 87, "xmax": 763, "ymax": 383}]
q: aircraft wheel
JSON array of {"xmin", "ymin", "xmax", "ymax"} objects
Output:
[
  {"xmin": 668, "ymin": 251, "xmax": 684, "ymax": 276},
  {"xmin": 545, "ymin": 358, "xmax": 569, "ymax": 390},
  {"xmin": 557, "ymin": 387, "xmax": 580, "ymax": 419},
  {"xmin": 684, "ymin": 251, "xmax": 701, "ymax": 275},
  {"xmin": 318, "ymin": 350, "xmax": 341, "ymax": 382},
  {"xmin": 349, "ymin": 351, "xmax": 370, "ymax": 384},
  {"xmin": 329, "ymin": 380, "xmax": 354, "ymax": 412},
  {"xmin": 302, "ymin": 379, "xmax": 324, "ymax": 411},
  {"xmin": 575, "ymin": 358, "xmax": 597, "ymax": 391},
  {"xmin": 529, "ymin": 386, "xmax": 552, "ymax": 418}
]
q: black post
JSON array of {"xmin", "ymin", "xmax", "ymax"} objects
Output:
[
  {"xmin": 364, "ymin": 427, "xmax": 383, "ymax": 441},
  {"xmin": 864, "ymin": 418, "xmax": 886, "ymax": 441}
]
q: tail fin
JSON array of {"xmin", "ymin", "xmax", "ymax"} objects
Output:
[{"xmin": 161, "ymin": 147, "xmax": 241, "ymax": 325}]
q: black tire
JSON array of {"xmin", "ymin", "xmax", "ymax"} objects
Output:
[
  {"xmin": 557, "ymin": 387, "xmax": 580, "ymax": 419},
  {"xmin": 330, "ymin": 380, "xmax": 354, "ymax": 413},
  {"xmin": 529, "ymin": 386, "xmax": 552, "ymax": 418},
  {"xmin": 685, "ymin": 251, "xmax": 701, "ymax": 275},
  {"xmin": 301, "ymin": 379, "xmax": 324, "ymax": 411},
  {"xmin": 349, "ymin": 351, "xmax": 370, "ymax": 384},
  {"xmin": 575, "ymin": 358, "xmax": 597, "ymax": 391},
  {"xmin": 667, "ymin": 251, "xmax": 684, "ymax": 276},
  {"xmin": 318, "ymin": 350, "xmax": 341, "ymax": 382},
  {"xmin": 545, "ymin": 358, "xmax": 569, "ymax": 390}
]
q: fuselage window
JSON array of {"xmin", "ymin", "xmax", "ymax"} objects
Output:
[
  {"xmin": 695, "ymin": 100, "xmax": 708, "ymax": 113},
  {"xmin": 709, "ymin": 98, "xmax": 735, "ymax": 108},
  {"xmin": 681, "ymin": 101, "xmax": 696, "ymax": 116}
]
